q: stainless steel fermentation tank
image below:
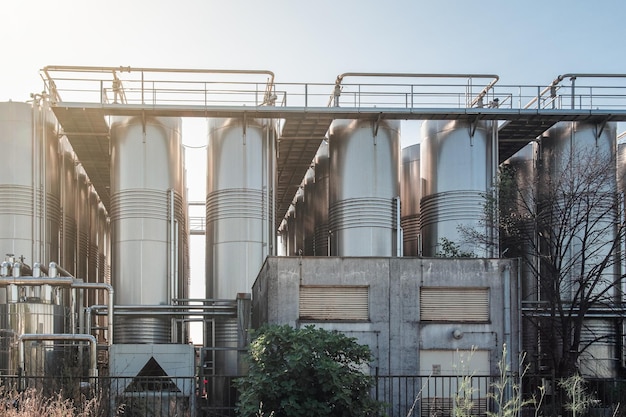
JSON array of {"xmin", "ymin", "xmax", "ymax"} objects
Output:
[
  {"xmin": 539, "ymin": 121, "xmax": 619, "ymax": 378},
  {"xmin": 0, "ymin": 101, "xmax": 60, "ymax": 275},
  {"xmin": 313, "ymin": 141, "xmax": 330, "ymax": 256},
  {"xmin": 0, "ymin": 101, "xmax": 72, "ymax": 376},
  {"xmin": 0, "ymin": 261, "xmax": 70, "ymax": 376},
  {"xmin": 302, "ymin": 168, "xmax": 316, "ymax": 256},
  {"xmin": 110, "ymin": 116, "xmax": 188, "ymax": 344},
  {"xmin": 205, "ymin": 117, "xmax": 275, "ymax": 376},
  {"xmin": 420, "ymin": 120, "xmax": 496, "ymax": 257},
  {"xmin": 502, "ymin": 142, "xmax": 540, "ymax": 372},
  {"xmin": 59, "ymin": 137, "xmax": 77, "ymax": 276},
  {"xmin": 328, "ymin": 119, "xmax": 400, "ymax": 256},
  {"xmin": 401, "ymin": 144, "xmax": 420, "ymax": 256}
]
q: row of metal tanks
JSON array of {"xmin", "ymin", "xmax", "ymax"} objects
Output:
[
  {"xmin": 1, "ymin": 96, "xmax": 623, "ymax": 379},
  {"xmin": 276, "ymin": 117, "xmax": 624, "ymax": 378},
  {"xmin": 0, "ymin": 100, "xmax": 190, "ymax": 377},
  {"xmin": 506, "ymin": 122, "xmax": 623, "ymax": 378},
  {"xmin": 277, "ymin": 119, "xmax": 499, "ymax": 258}
]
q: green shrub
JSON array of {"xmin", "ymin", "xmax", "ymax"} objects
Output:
[{"xmin": 235, "ymin": 324, "xmax": 382, "ymax": 417}]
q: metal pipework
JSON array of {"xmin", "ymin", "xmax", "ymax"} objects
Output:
[
  {"xmin": 84, "ymin": 305, "xmax": 108, "ymax": 337},
  {"xmin": 45, "ymin": 261, "xmax": 75, "ymax": 278},
  {"xmin": 0, "ymin": 277, "xmax": 75, "ymax": 286},
  {"xmin": 70, "ymin": 282, "xmax": 114, "ymax": 345},
  {"xmin": 0, "ymin": 275, "xmax": 114, "ymax": 344},
  {"xmin": 18, "ymin": 333, "xmax": 98, "ymax": 378},
  {"xmin": 527, "ymin": 73, "xmax": 626, "ymax": 110},
  {"xmin": 332, "ymin": 72, "xmax": 500, "ymax": 107},
  {"xmin": 114, "ymin": 304, "xmax": 237, "ymax": 317}
]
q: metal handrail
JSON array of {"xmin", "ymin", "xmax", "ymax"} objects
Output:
[
  {"xmin": 41, "ymin": 65, "xmax": 275, "ymax": 106},
  {"xmin": 38, "ymin": 66, "xmax": 626, "ymax": 114},
  {"xmin": 331, "ymin": 72, "xmax": 499, "ymax": 108},
  {"xmin": 525, "ymin": 73, "xmax": 626, "ymax": 110}
]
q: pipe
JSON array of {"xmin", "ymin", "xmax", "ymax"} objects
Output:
[
  {"xmin": 490, "ymin": 120, "xmax": 498, "ymax": 257},
  {"xmin": 526, "ymin": 73, "xmax": 626, "ymax": 110},
  {"xmin": 503, "ymin": 265, "xmax": 512, "ymax": 378},
  {"xmin": 18, "ymin": 333, "xmax": 98, "ymax": 379},
  {"xmin": 84, "ymin": 304, "xmax": 108, "ymax": 338},
  {"xmin": 115, "ymin": 304, "xmax": 236, "ymax": 311},
  {"xmin": 44, "ymin": 261, "xmax": 75, "ymax": 278},
  {"xmin": 31, "ymin": 100, "xmax": 38, "ymax": 264},
  {"xmin": 395, "ymin": 196, "xmax": 402, "ymax": 257},
  {"xmin": 71, "ymin": 282, "xmax": 114, "ymax": 345},
  {"xmin": 42, "ymin": 102, "xmax": 48, "ymax": 265},
  {"xmin": 0, "ymin": 277, "xmax": 74, "ymax": 286},
  {"xmin": 169, "ymin": 188, "xmax": 175, "ymax": 306}
]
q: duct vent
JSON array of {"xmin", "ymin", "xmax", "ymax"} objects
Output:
[
  {"xmin": 299, "ymin": 285, "xmax": 369, "ymax": 321},
  {"xmin": 125, "ymin": 357, "xmax": 180, "ymax": 392},
  {"xmin": 420, "ymin": 287, "xmax": 489, "ymax": 322}
]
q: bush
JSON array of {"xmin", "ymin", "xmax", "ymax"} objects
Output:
[{"xmin": 235, "ymin": 324, "xmax": 382, "ymax": 417}]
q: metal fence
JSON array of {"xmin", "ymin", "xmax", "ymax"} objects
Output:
[{"xmin": 2, "ymin": 374, "xmax": 626, "ymax": 417}]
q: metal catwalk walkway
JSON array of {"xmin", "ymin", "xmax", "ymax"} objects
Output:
[{"xmin": 41, "ymin": 67, "xmax": 626, "ymax": 226}]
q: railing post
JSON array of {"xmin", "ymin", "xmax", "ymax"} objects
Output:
[
  {"xmin": 571, "ymin": 76, "xmax": 576, "ymax": 109},
  {"xmin": 305, "ymin": 83, "xmax": 308, "ymax": 108},
  {"xmin": 537, "ymin": 86, "xmax": 541, "ymax": 110}
]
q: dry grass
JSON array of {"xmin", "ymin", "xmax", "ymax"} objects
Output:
[{"xmin": 0, "ymin": 386, "xmax": 113, "ymax": 417}]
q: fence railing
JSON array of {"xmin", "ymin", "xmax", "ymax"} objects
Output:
[{"xmin": 2, "ymin": 374, "xmax": 626, "ymax": 417}]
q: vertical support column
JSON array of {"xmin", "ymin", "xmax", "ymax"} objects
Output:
[{"xmin": 237, "ymin": 293, "xmax": 252, "ymax": 376}]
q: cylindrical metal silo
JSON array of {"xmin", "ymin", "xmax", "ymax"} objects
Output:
[
  {"xmin": 539, "ymin": 121, "xmax": 619, "ymax": 378},
  {"xmin": 401, "ymin": 144, "xmax": 420, "ymax": 256},
  {"xmin": 420, "ymin": 120, "xmax": 495, "ymax": 257},
  {"xmin": 41, "ymin": 104, "xmax": 61, "ymax": 267},
  {"xmin": 302, "ymin": 168, "xmax": 316, "ymax": 256},
  {"xmin": 313, "ymin": 141, "xmax": 329, "ymax": 256},
  {"xmin": 502, "ymin": 141, "xmax": 539, "ymax": 372},
  {"xmin": 328, "ymin": 119, "xmax": 400, "ymax": 256},
  {"xmin": 76, "ymin": 167, "xmax": 89, "ymax": 280},
  {"xmin": 293, "ymin": 188, "xmax": 305, "ymax": 256},
  {"xmin": 60, "ymin": 137, "xmax": 77, "ymax": 276},
  {"xmin": 110, "ymin": 116, "xmax": 185, "ymax": 344},
  {"xmin": 286, "ymin": 205, "xmax": 296, "ymax": 256},
  {"xmin": 206, "ymin": 117, "xmax": 275, "ymax": 299},
  {"xmin": 1, "ymin": 288, "xmax": 67, "ymax": 375},
  {"xmin": 617, "ymin": 141, "xmax": 626, "ymax": 195},
  {"xmin": 205, "ymin": 117, "xmax": 275, "ymax": 376},
  {"xmin": 97, "ymin": 203, "xmax": 109, "ymax": 287},
  {"xmin": 87, "ymin": 187, "xmax": 99, "ymax": 286},
  {"xmin": 0, "ymin": 100, "xmax": 60, "ymax": 277},
  {"xmin": 277, "ymin": 221, "xmax": 288, "ymax": 256}
]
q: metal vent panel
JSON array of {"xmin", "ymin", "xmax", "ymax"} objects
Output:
[
  {"xmin": 420, "ymin": 287, "xmax": 489, "ymax": 322},
  {"xmin": 299, "ymin": 286, "xmax": 369, "ymax": 321}
]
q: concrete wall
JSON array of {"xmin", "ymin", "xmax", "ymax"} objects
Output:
[{"xmin": 252, "ymin": 256, "xmax": 520, "ymax": 376}]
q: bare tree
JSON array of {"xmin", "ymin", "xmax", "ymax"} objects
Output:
[{"xmin": 465, "ymin": 137, "xmax": 626, "ymax": 378}]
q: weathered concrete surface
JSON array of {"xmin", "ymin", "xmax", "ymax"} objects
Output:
[{"xmin": 252, "ymin": 256, "xmax": 519, "ymax": 376}]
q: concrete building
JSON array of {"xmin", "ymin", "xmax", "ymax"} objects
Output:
[{"xmin": 253, "ymin": 256, "xmax": 520, "ymax": 372}]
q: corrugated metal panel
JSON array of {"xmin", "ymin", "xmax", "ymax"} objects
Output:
[
  {"xmin": 420, "ymin": 287, "xmax": 489, "ymax": 322},
  {"xmin": 299, "ymin": 286, "xmax": 369, "ymax": 321}
]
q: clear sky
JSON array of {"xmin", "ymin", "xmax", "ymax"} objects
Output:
[
  {"xmin": 3, "ymin": 0, "xmax": 625, "ymax": 342},
  {"xmin": 2, "ymin": 0, "xmax": 625, "ymax": 99}
]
